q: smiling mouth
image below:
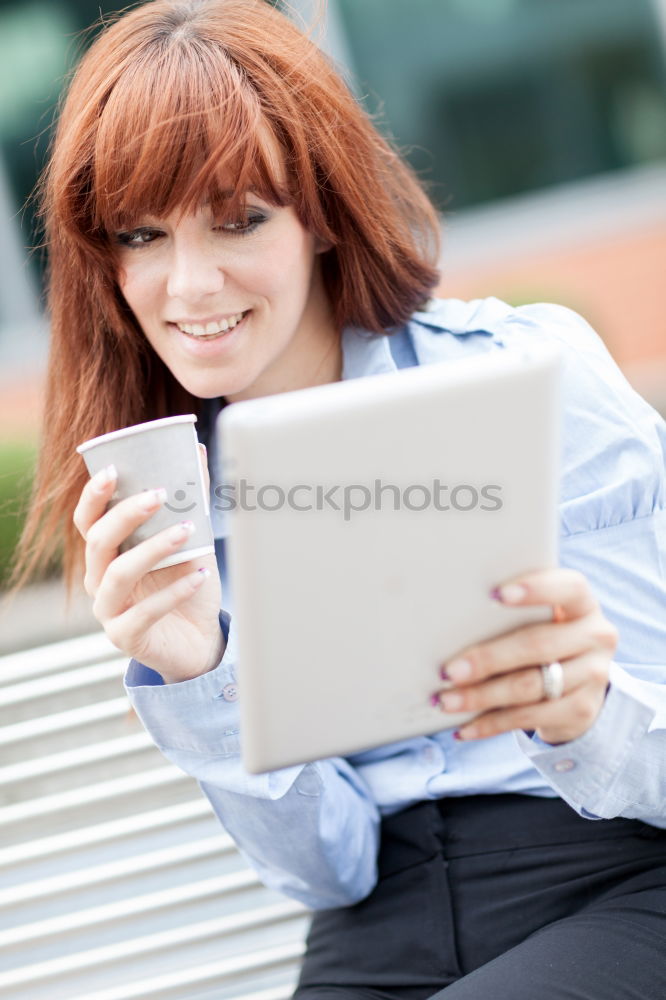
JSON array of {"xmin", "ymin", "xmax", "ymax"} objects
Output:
[{"xmin": 174, "ymin": 311, "xmax": 250, "ymax": 339}]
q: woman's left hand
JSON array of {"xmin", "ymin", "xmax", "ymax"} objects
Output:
[{"xmin": 433, "ymin": 569, "xmax": 619, "ymax": 745}]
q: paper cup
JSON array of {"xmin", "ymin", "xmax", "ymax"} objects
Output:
[{"xmin": 76, "ymin": 415, "xmax": 215, "ymax": 570}]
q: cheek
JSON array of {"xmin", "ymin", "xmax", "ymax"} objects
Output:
[
  {"xmin": 242, "ymin": 231, "xmax": 315, "ymax": 303},
  {"xmin": 116, "ymin": 270, "xmax": 139, "ymax": 316},
  {"xmin": 116, "ymin": 262, "xmax": 158, "ymax": 320}
]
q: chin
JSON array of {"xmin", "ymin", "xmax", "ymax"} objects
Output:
[{"xmin": 179, "ymin": 372, "xmax": 251, "ymax": 401}]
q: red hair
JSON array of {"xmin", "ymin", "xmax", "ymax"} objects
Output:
[{"xmin": 10, "ymin": 0, "xmax": 441, "ymax": 594}]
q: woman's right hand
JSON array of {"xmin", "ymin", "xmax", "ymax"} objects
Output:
[{"xmin": 73, "ymin": 449, "xmax": 224, "ymax": 683}]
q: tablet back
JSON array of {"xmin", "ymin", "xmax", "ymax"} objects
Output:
[{"xmin": 218, "ymin": 344, "xmax": 561, "ymax": 773}]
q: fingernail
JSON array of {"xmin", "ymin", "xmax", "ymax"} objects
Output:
[
  {"xmin": 168, "ymin": 520, "xmax": 195, "ymax": 542},
  {"xmin": 441, "ymin": 692, "xmax": 464, "ymax": 711},
  {"xmin": 497, "ymin": 584, "xmax": 527, "ymax": 604},
  {"xmin": 140, "ymin": 488, "xmax": 167, "ymax": 511},
  {"xmin": 429, "ymin": 693, "xmax": 441, "ymax": 708},
  {"xmin": 439, "ymin": 666, "xmax": 450, "ymax": 681},
  {"xmin": 453, "ymin": 730, "xmax": 463, "ymax": 741},
  {"xmin": 489, "ymin": 586, "xmax": 502, "ymax": 601},
  {"xmin": 446, "ymin": 658, "xmax": 472, "ymax": 681},
  {"xmin": 91, "ymin": 464, "xmax": 117, "ymax": 493},
  {"xmin": 191, "ymin": 567, "xmax": 211, "ymax": 586}
]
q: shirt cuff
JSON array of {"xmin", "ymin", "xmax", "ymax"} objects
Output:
[
  {"xmin": 124, "ymin": 608, "xmax": 243, "ymax": 756},
  {"xmin": 514, "ymin": 661, "xmax": 656, "ymax": 818}
]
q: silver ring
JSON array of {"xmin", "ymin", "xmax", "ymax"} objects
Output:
[{"xmin": 540, "ymin": 661, "xmax": 565, "ymax": 700}]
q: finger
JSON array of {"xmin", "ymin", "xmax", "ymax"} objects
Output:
[
  {"xmin": 452, "ymin": 691, "xmax": 577, "ymax": 742},
  {"xmin": 452, "ymin": 654, "xmax": 610, "ymax": 743},
  {"xmin": 92, "ymin": 519, "xmax": 196, "ymax": 621},
  {"xmin": 73, "ymin": 465, "xmax": 118, "ymax": 540},
  {"xmin": 83, "ymin": 487, "xmax": 168, "ymax": 595},
  {"xmin": 491, "ymin": 568, "xmax": 598, "ymax": 621},
  {"xmin": 442, "ymin": 610, "xmax": 616, "ymax": 686},
  {"xmin": 105, "ymin": 567, "xmax": 211, "ymax": 651},
  {"xmin": 458, "ymin": 679, "xmax": 607, "ymax": 744},
  {"xmin": 436, "ymin": 653, "xmax": 599, "ymax": 716}
]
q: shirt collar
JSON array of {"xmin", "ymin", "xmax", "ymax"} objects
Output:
[{"xmin": 341, "ymin": 325, "xmax": 397, "ymax": 380}]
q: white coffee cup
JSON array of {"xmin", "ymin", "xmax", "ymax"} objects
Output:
[{"xmin": 76, "ymin": 415, "xmax": 215, "ymax": 570}]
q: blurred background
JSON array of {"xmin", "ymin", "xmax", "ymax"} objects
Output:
[
  {"xmin": 0, "ymin": 5, "xmax": 665, "ymax": 997},
  {"xmin": 1, "ymin": 0, "xmax": 666, "ymax": 649}
]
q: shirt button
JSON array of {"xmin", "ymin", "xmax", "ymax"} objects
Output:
[
  {"xmin": 221, "ymin": 683, "xmax": 239, "ymax": 702},
  {"xmin": 422, "ymin": 745, "xmax": 445, "ymax": 770},
  {"xmin": 553, "ymin": 758, "xmax": 576, "ymax": 773}
]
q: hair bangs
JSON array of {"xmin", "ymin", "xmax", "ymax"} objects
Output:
[
  {"xmin": 16, "ymin": 0, "xmax": 442, "ymax": 598},
  {"xmin": 92, "ymin": 36, "xmax": 290, "ymax": 235}
]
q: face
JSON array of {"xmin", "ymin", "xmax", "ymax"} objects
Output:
[{"xmin": 115, "ymin": 195, "xmax": 339, "ymax": 402}]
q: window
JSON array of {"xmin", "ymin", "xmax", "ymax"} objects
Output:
[{"xmin": 335, "ymin": 0, "xmax": 666, "ymax": 209}]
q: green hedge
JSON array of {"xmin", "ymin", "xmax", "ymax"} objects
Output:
[{"xmin": 0, "ymin": 441, "xmax": 38, "ymax": 588}]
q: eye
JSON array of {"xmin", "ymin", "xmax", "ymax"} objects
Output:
[
  {"xmin": 217, "ymin": 211, "xmax": 267, "ymax": 235},
  {"xmin": 114, "ymin": 227, "xmax": 163, "ymax": 247}
]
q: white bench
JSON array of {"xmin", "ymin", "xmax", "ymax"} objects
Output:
[{"xmin": 0, "ymin": 633, "xmax": 308, "ymax": 1000}]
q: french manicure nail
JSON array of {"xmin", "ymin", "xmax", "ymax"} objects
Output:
[
  {"xmin": 141, "ymin": 488, "xmax": 167, "ymax": 511},
  {"xmin": 442, "ymin": 692, "xmax": 464, "ymax": 711},
  {"xmin": 447, "ymin": 658, "xmax": 472, "ymax": 681},
  {"xmin": 168, "ymin": 520, "xmax": 195, "ymax": 542},
  {"xmin": 498, "ymin": 583, "xmax": 527, "ymax": 604},
  {"xmin": 91, "ymin": 464, "xmax": 117, "ymax": 493}
]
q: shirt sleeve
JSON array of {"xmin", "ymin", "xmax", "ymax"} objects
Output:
[
  {"xmin": 506, "ymin": 304, "xmax": 666, "ymax": 826},
  {"xmin": 124, "ymin": 616, "xmax": 381, "ymax": 909}
]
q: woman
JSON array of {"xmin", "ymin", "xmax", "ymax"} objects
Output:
[{"xmin": 12, "ymin": 1, "xmax": 666, "ymax": 997}]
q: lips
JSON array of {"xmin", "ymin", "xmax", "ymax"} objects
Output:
[{"xmin": 169, "ymin": 308, "xmax": 250, "ymax": 357}]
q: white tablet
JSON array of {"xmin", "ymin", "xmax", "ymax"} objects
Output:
[{"xmin": 217, "ymin": 343, "xmax": 562, "ymax": 773}]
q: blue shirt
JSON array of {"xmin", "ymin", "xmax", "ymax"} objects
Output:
[{"xmin": 126, "ymin": 298, "xmax": 666, "ymax": 910}]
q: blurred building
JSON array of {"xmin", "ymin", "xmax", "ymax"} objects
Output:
[
  {"xmin": 1, "ymin": 0, "xmax": 665, "ymax": 429},
  {"xmin": 331, "ymin": 0, "xmax": 666, "ymax": 412}
]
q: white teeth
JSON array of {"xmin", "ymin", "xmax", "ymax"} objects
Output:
[
  {"xmin": 207, "ymin": 320, "xmax": 225, "ymax": 334},
  {"xmin": 176, "ymin": 312, "xmax": 246, "ymax": 337}
]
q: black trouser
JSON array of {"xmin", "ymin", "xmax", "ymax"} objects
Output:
[{"xmin": 293, "ymin": 794, "xmax": 666, "ymax": 1000}]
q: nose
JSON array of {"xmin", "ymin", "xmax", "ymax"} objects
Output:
[{"xmin": 166, "ymin": 240, "xmax": 225, "ymax": 302}]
